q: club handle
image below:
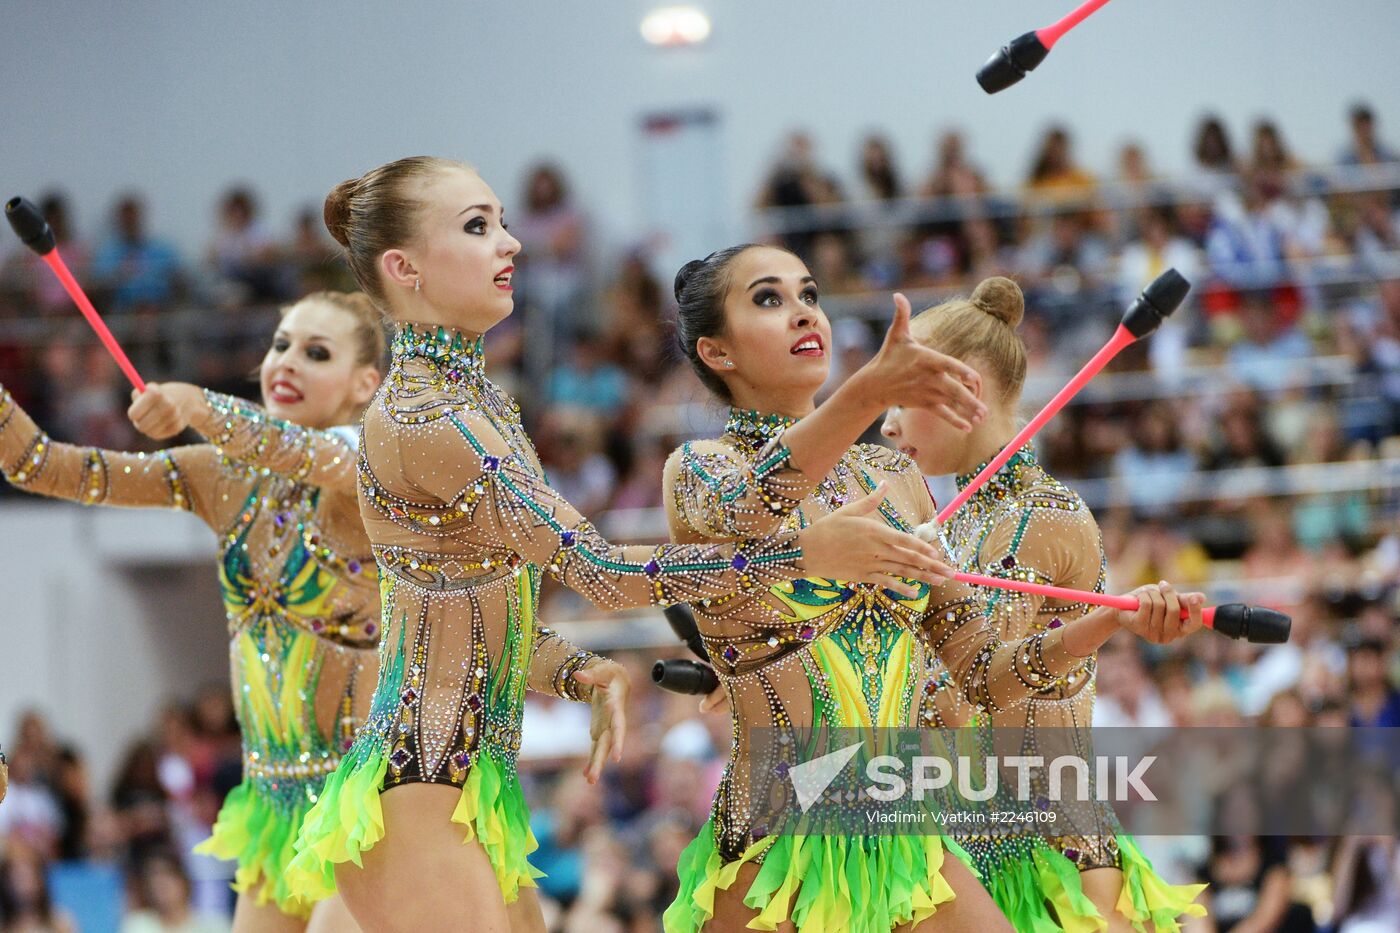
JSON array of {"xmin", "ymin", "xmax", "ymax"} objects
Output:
[
  {"xmin": 5, "ymin": 197, "xmax": 56, "ymax": 256},
  {"xmin": 652, "ymin": 659, "xmax": 720, "ymax": 696},
  {"xmin": 1120, "ymin": 268, "xmax": 1191, "ymax": 339},
  {"xmin": 663, "ymin": 604, "xmax": 710, "ymax": 663}
]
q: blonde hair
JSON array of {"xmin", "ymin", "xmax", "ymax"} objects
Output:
[
  {"xmin": 282, "ymin": 290, "xmax": 388, "ymax": 370},
  {"xmin": 909, "ymin": 276, "xmax": 1027, "ymax": 403},
  {"xmin": 323, "ymin": 156, "xmax": 474, "ymax": 307}
]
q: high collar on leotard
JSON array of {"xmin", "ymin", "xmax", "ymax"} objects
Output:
[
  {"xmin": 954, "ymin": 444, "xmax": 1039, "ymax": 506},
  {"xmin": 392, "ymin": 321, "xmax": 486, "ymax": 382},
  {"xmin": 723, "ymin": 407, "xmax": 799, "ymax": 457}
]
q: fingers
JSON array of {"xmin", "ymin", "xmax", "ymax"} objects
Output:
[
  {"xmin": 934, "ymin": 403, "xmax": 975, "ymax": 434},
  {"xmin": 1159, "ymin": 580, "xmax": 1182, "ymax": 642},
  {"xmin": 927, "ymin": 370, "xmax": 986, "ymax": 425},
  {"xmin": 884, "ymin": 546, "xmax": 954, "ymax": 582},
  {"xmin": 584, "ymin": 729, "xmax": 611, "ymax": 784},
  {"xmin": 836, "ymin": 481, "xmax": 889, "ymax": 517},
  {"xmin": 936, "ymin": 352, "xmax": 983, "ymax": 390},
  {"xmin": 608, "ymin": 690, "xmax": 627, "ymax": 761},
  {"xmin": 1183, "ymin": 592, "xmax": 1206, "ymax": 635},
  {"xmin": 1128, "ymin": 584, "xmax": 1160, "ymax": 642},
  {"xmin": 865, "ymin": 573, "xmax": 920, "ymax": 598},
  {"xmin": 886, "ymin": 292, "xmax": 912, "ymax": 341},
  {"xmin": 127, "ymin": 383, "xmax": 190, "ymax": 439},
  {"xmin": 699, "ymin": 688, "xmax": 727, "ymax": 714}
]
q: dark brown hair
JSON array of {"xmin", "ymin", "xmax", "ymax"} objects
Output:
[{"xmin": 673, "ymin": 244, "xmax": 797, "ymax": 402}]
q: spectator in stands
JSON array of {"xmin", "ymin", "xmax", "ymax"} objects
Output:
[
  {"xmin": 514, "ymin": 162, "xmax": 592, "ymax": 341},
  {"xmin": 207, "ymin": 186, "xmax": 284, "ymax": 304},
  {"xmin": 1111, "ymin": 407, "xmax": 1199, "ymax": 519},
  {"xmin": 1250, "ymin": 120, "xmax": 1301, "ymax": 179},
  {"xmin": 548, "ymin": 330, "xmax": 629, "ymax": 416},
  {"xmin": 1199, "ymin": 832, "xmax": 1317, "ymax": 933},
  {"xmin": 285, "ymin": 205, "xmax": 348, "ymax": 293},
  {"xmin": 1205, "ymin": 174, "xmax": 1292, "ymax": 305},
  {"xmin": 1226, "ymin": 291, "xmax": 1314, "ymax": 389},
  {"xmin": 1117, "ymin": 141, "xmax": 1155, "ymax": 193},
  {"xmin": 0, "ymin": 849, "xmax": 76, "ymax": 933},
  {"xmin": 1093, "ymin": 638, "xmax": 1173, "ymax": 727},
  {"xmin": 1117, "ymin": 205, "xmax": 1203, "ymax": 371},
  {"xmin": 535, "ymin": 407, "xmax": 616, "ymax": 518},
  {"xmin": 809, "ymin": 232, "xmax": 865, "ymax": 295},
  {"xmin": 109, "ymin": 742, "xmax": 173, "ymax": 863},
  {"xmin": 120, "ymin": 852, "xmax": 228, "ymax": 933},
  {"xmin": 754, "ymin": 130, "xmax": 842, "ymax": 255},
  {"xmin": 1332, "ymin": 836, "xmax": 1400, "ymax": 933},
  {"xmin": 50, "ymin": 750, "xmax": 89, "ymax": 863},
  {"xmin": 0, "ymin": 752, "xmax": 62, "ymax": 862},
  {"xmin": 855, "ymin": 133, "xmax": 905, "ymax": 271},
  {"xmin": 1015, "ymin": 211, "xmax": 1112, "ymax": 325},
  {"xmin": 602, "ymin": 253, "xmax": 667, "ymax": 384},
  {"xmin": 1340, "ymin": 103, "xmax": 1399, "ymax": 167},
  {"xmin": 856, "ymin": 134, "xmax": 902, "ymax": 202},
  {"xmin": 90, "ymin": 194, "xmax": 181, "ymax": 313},
  {"xmin": 1192, "ymin": 114, "xmax": 1240, "ymax": 182},
  {"xmin": 920, "ymin": 130, "xmax": 989, "ymax": 200},
  {"xmin": 1025, "ymin": 124, "xmax": 1097, "ymax": 203},
  {"xmin": 1346, "ymin": 636, "xmax": 1400, "ymax": 728}
]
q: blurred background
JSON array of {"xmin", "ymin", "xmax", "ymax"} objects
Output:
[{"xmin": 3, "ymin": 1, "xmax": 1400, "ymax": 930}]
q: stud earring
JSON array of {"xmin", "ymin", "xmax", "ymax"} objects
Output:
[
  {"xmin": 414, "ymin": 278, "xmax": 422, "ymax": 293},
  {"xmin": 724, "ymin": 360, "xmax": 735, "ymax": 368}
]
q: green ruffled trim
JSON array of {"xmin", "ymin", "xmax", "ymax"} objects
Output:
[
  {"xmin": 448, "ymin": 748, "xmax": 546, "ymax": 903},
  {"xmin": 194, "ymin": 780, "xmax": 315, "ymax": 919},
  {"xmin": 285, "ymin": 745, "xmax": 543, "ymax": 906},
  {"xmin": 1115, "ymin": 835, "xmax": 1208, "ymax": 933},
  {"xmin": 664, "ymin": 820, "xmax": 966, "ymax": 933},
  {"xmin": 284, "ymin": 743, "xmax": 389, "ymax": 904},
  {"xmin": 974, "ymin": 836, "xmax": 1206, "ymax": 933}
]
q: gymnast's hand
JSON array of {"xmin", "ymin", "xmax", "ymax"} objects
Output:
[
  {"xmin": 851, "ymin": 292, "xmax": 987, "ymax": 432},
  {"xmin": 574, "ymin": 659, "xmax": 630, "ymax": 785},
  {"xmin": 699, "ymin": 682, "xmax": 730, "ymax": 715},
  {"xmin": 797, "ymin": 482, "xmax": 956, "ymax": 598},
  {"xmin": 1116, "ymin": 581, "xmax": 1206, "ymax": 645},
  {"xmin": 128, "ymin": 382, "xmax": 205, "ymax": 440}
]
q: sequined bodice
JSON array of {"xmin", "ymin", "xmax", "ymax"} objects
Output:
[
  {"xmin": 925, "ymin": 445, "xmax": 1116, "ymax": 870},
  {"xmin": 346, "ymin": 326, "xmax": 803, "ymax": 790},
  {"xmin": 218, "ymin": 475, "xmax": 377, "ymax": 647},
  {"xmin": 0, "ymin": 385, "xmax": 381, "ymax": 811},
  {"xmin": 667, "ymin": 408, "xmax": 1084, "ymax": 859}
]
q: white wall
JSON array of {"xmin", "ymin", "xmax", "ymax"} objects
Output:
[
  {"xmin": 2, "ymin": 0, "xmax": 1398, "ymax": 260},
  {"xmin": 0, "ymin": 504, "xmax": 226, "ymax": 787}
]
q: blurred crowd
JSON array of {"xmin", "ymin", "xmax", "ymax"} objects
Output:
[{"xmin": 3, "ymin": 103, "xmax": 1400, "ymax": 931}]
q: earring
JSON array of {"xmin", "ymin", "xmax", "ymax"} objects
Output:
[
  {"xmin": 414, "ymin": 278, "xmax": 422, "ymax": 293},
  {"xmin": 724, "ymin": 360, "xmax": 735, "ymax": 368}
]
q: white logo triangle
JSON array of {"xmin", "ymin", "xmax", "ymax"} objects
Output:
[{"xmin": 789, "ymin": 740, "xmax": 863, "ymax": 813}]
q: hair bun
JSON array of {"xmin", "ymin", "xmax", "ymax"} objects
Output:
[
  {"xmin": 673, "ymin": 258, "xmax": 709, "ymax": 303},
  {"xmin": 970, "ymin": 276, "xmax": 1025, "ymax": 328},
  {"xmin": 323, "ymin": 179, "xmax": 357, "ymax": 248}
]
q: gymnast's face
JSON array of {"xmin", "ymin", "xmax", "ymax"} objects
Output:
[
  {"xmin": 699, "ymin": 247, "xmax": 832, "ymax": 409},
  {"xmin": 881, "ymin": 359, "xmax": 993, "ymax": 476},
  {"xmin": 259, "ymin": 300, "xmax": 381, "ymax": 429},
  {"xmin": 384, "ymin": 168, "xmax": 521, "ymax": 334}
]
